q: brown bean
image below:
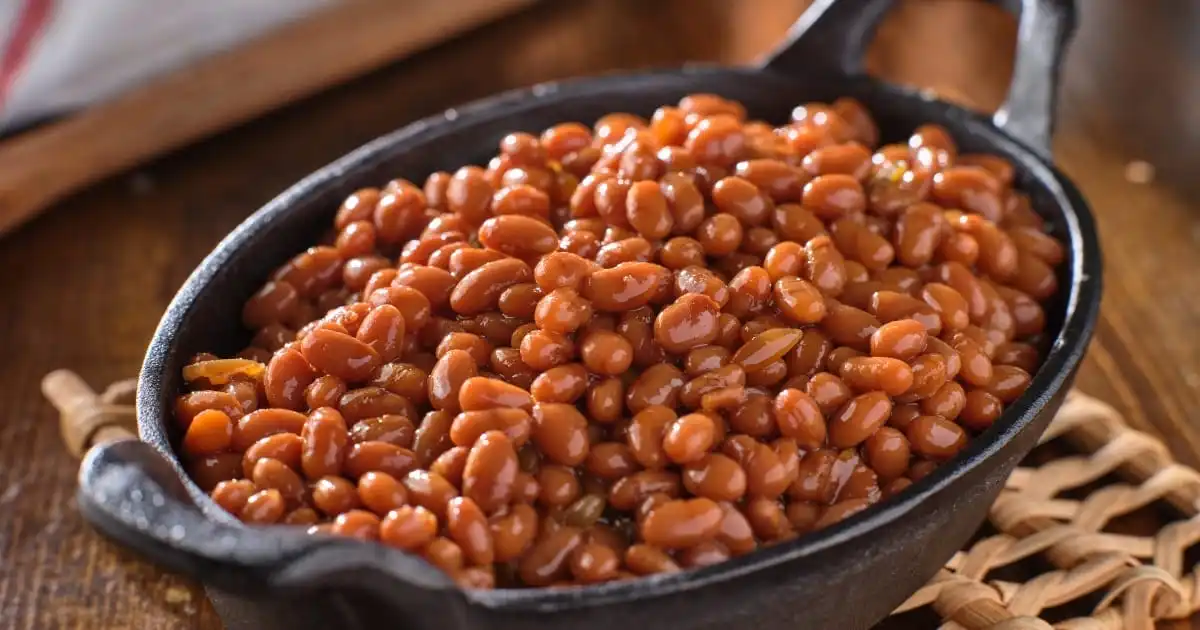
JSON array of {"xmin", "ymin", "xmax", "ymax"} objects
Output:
[
  {"xmin": 683, "ymin": 453, "xmax": 747, "ymax": 502},
  {"xmin": 627, "ymin": 406, "xmax": 675, "ymax": 469},
  {"xmin": 429, "ymin": 349, "xmax": 478, "ymax": 413},
  {"xmin": 863, "ymin": 427, "xmax": 911, "ymax": 480},
  {"xmin": 430, "ymin": 447, "xmax": 470, "ymax": 487},
  {"xmin": 298, "ymin": 408, "xmax": 348, "ymax": 479},
  {"xmin": 984, "ymin": 365, "xmax": 1032, "ymax": 404},
  {"xmin": 608, "ymin": 471, "xmax": 681, "ymax": 511},
  {"xmin": 338, "ymin": 387, "xmax": 415, "ymax": 423},
  {"xmin": 892, "ymin": 203, "xmax": 944, "ymax": 268},
  {"xmin": 959, "ymin": 389, "xmax": 1004, "ymax": 431},
  {"xmin": 870, "ymin": 319, "xmax": 928, "ymax": 361},
  {"xmin": 182, "ymin": 409, "xmax": 234, "ymax": 457},
  {"xmin": 356, "ymin": 471, "xmax": 409, "ymax": 516},
  {"xmin": 772, "ymin": 388, "xmax": 826, "ymax": 448},
  {"xmin": 920, "ymin": 283, "xmax": 970, "ymax": 333},
  {"xmin": 578, "ymin": 330, "xmax": 634, "ymax": 375},
  {"xmin": 651, "ymin": 293, "xmax": 721, "ymax": 354},
  {"xmin": 802, "ymin": 143, "xmax": 872, "ymax": 179},
  {"xmin": 585, "ymin": 442, "xmax": 640, "ymax": 480},
  {"xmin": 529, "ymin": 363, "xmax": 588, "ymax": 404},
  {"xmin": 451, "ymin": 258, "xmax": 534, "ymax": 315},
  {"xmin": 519, "ymin": 527, "xmax": 583, "ymax": 586},
  {"xmin": 821, "ymin": 302, "xmax": 880, "ymax": 351},
  {"xmin": 450, "ymin": 409, "xmax": 532, "ymax": 448},
  {"xmin": 732, "ymin": 328, "xmax": 803, "ymax": 373},
  {"xmin": 640, "ymin": 498, "xmax": 722, "ymax": 549},
  {"xmin": 626, "ymin": 364, "xmax": 685, "ymax": 413},
  {"xmin": 829, "ymin": 391, "xmax": 892, "ymax": 448},
  {"xmin": 587, "ymin": 377, "xmax": 626, "ymax": 423},
  {"xmin": 491, "ymin": 503, "xmax": 539, "ymax": 562},
  {"xmin": 838, "ymin": 356, "xmax": 914, "ymax": 397},
  {"xmin": 931, "ymin": 166, "xmax": 1002, "ymax": 223},
  {"xmin": 531, "ymin": 403, "xmax": 590, "ymax": 466},
  {"xmin": 458, "ymin": 376, "xmax": 533, "ymax": 412},
  {"xmin": 537, "ymin": 465, "xmax": 580, "ymax": 507},
  {"xmin": 906, "ymin": 415, "xmax": 968, "ymax": 460},
  {"xmin": 241, "ymin": 489, "xmax": 286, "ymax": 524},
  {"xmin": 366, "ymin": 285, "xmax": 432, "ymax": 333},
  {"xmin": 712, "ymin": 176, "xmax": 772, "ymax": 226},
  {"xmin": 680, "ymin": 365, "xmax": 746, "ymax": 410},
  {"xmin": 948, "ymin": 332, "xmax": 994, "ymax": 388},
  {"xmin": 211, "ymin": 479, "xmax": 258, "ymax": 517},
  {"xmin": 263, "ymin": 348, "xmax": 317, "ymax": 410},
  {"xmin": 232, "ymin": 408, "xmax": 307, "ymax": 451},
  {"xmin": 802, "ymin": 174, "xmax": 865, "ymax": 220},
  {"xmin": 380, "ymin": 505, "xmax": 439, "ymax": 551},
  {"xmin": 344, "ymin": 441, "xmax": 417, "ymax": 480},
  {"xmin": 445, "ymin": 497, "xmax": 494, "ymax": 566},
  {"xmin": 662, "ymin": 413, "xmax": 717, "ymax": 465},
  {"xmin": 624, "ymin": 544, "xmax": 681, "ymax": 575},
  {"xmin": 299, "ymin": 328, "xmax": 380, "ymax": 383}
]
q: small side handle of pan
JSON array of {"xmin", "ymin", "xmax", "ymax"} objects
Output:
[
  {"xmin": 77, "ymin": 440, "xmax": 473, "ymax": 630},
  {"xmin": 762, "ymin": 0, "xmax": 1077, "ymax": 159}
]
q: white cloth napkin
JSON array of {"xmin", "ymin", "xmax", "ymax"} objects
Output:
[{"xmin": 0, "ymin": 0, "xmax": 333, "ymax": 131}]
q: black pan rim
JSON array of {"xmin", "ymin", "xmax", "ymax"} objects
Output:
[{"xmin": 136, "ymin": 64, "xmax": 1102, "ymax": 611}]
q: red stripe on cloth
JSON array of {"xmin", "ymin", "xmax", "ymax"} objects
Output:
[{"xmin": 0, "ymin": 0, "xmax": 56, "ymax": 115}]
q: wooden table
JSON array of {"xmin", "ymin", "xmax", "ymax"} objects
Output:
[{"xmin": 2, "ymin": 1, "xmax": 1196, "ymax": 628}]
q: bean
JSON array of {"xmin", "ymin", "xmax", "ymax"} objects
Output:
[
  {"xmin": 959, "ymin": 389, "xmax": 1004, "ymax": 431},
  {"xmin": 451, "ymin": 258, "xmax": 533, "ymax": 315},
  {"xmin": 241, "ymin": 489, "xmax": 286, "ymax": 524},
  {"xmin": 531, "ymin": 403, "xmax": 590, "ymax": 466},
  {"xmin": 579, "ymin": 330, "xmax": 634, "ymax": 375},
  {"xmin": 182, "ymin": 409, "xmax": 234, "ymax": 457},
  {"xmin": 772, "ymin": 388, "xmax": 826, "ymax": 448},
  {"xmin": 628, "ymin": 406, "xmax": 675, "ymax": 469},
  {"xmin": 264, "ymin": 348, "xmax": 317, "ymax": 410},
  {"xmin": 732, "ymin": 328, "xmax": 804, "ymax": 373},
  {"xmin": 906, "ymin": 415, "xmax": 968, "ymax": 460},
  {"xmin": 300, "ymin": 408, "xmax": 348, "ymax": 479},
  {"xmin": 380, "ymin": 505, "xmax": 439, "ymax": 551},
  {"xmin": 459, "ymin": 376, "xmax": 533, "ymax": 412},
  {"xmin": 624, "ymin": 544, "xmax": 681, "ymax": 576},
  {"xmin": 519, "ymin": 527, "xmax": 583, "ymax": 586},
  {"xmin": 662, "ymin": 414, "xmax": 718, "ymax": 464},
  {"xmin": 838, "ymin": 356, "xmax": 914, "ymax": 397},
  {"xmin": 829, "ymin": 391, "xmax": 893, "ymax": 448},
  {"xmin": 821, "ymin": 302, "xmax": 880, "ymax": 351},
  {"xmin": 537, "ymin": 465, "xmax": 580, "ymax": 507},
  {"xmin": 450, "ymin": 408, "xmax": 532, "ymax": 449},
  {"xmin": 640, "ymin": 498, "xmax": 722, "ymax": 549},
  {"xmin": 863, "ymin": 427, "xmax": 911, "ymax": 480},
  {"xmin": 870, "ymin": 319, "xmax": 928, "ymax": 361},
  {"xmin": 491, "ymin": 503, "xmax": 539, "ymax": 562},
  {"xmin": 300, "ymin": 328, "xmax": 380, "ymax": 383},
  {"xmin": 587, "ymin": 377, "xmax": 626, "ymax": 423},
  {"xmin": 683, "ymin": 453, "xmax": 747, "ymax": 502},
  {"xmin": 343, "ymin": 441, "xmax": 417, "ymax": 480},
  {"xmin": 530, "ymin": 363, "xmax": 589, "ymax": 404},
  {"xmin": 626, "ymin": 364, "xmax": 685, "ymax": 413}
]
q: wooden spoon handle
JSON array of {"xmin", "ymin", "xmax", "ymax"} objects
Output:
[{"xmin": 0, "ymin": 0, "xmax": 533, "ymax": 237}]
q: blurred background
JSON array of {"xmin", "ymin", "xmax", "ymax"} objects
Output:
[{"xmin": 2, "ymin": 1, "xmax": 1199, "ymax": 628}]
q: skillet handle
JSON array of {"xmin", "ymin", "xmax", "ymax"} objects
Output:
[
  {"xmin": 77, "ymin": 440, "xmax": 472, "ymax": 630},
  {"xmin": 761, "ymin": 0, "xmax": 1076, "ymax": 159}
]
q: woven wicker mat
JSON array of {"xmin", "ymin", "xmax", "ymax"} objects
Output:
[{"xmin": 40, "ymin": 376, "xmax": 1200, "ymax": 629}]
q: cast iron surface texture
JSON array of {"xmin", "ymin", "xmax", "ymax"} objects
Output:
[{"xmin": 77, "ymin": 1, "xmax": 1099, "ymax": 629}]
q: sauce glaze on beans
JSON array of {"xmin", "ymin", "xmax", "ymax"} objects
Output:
[{"xmin": 177, "ymin": 93, "xmax": 1065, "ymax": 589}]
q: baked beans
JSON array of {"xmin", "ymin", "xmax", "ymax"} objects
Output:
[{"xmin": 179, "ymin": 93, "xmax": 1065, "ymax": 589}]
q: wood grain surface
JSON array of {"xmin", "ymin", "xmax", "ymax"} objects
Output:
[{"xmin": 1, "ymin": 1, "xmax": 1196, "ymax": 628}]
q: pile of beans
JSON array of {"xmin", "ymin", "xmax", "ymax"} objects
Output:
[{"xmin": 173, "ymin": 92, "xmax": 1065, "ymax": 590}]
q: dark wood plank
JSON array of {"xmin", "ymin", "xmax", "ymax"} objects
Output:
[{"xmin": 1, "ymin": 1, "xmax": 1195, "ymax": 628}]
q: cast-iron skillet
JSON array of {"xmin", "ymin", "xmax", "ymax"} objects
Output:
[{"xmin": 76, "ymin": 1, "xmax": 1100, "ymax": 628}]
